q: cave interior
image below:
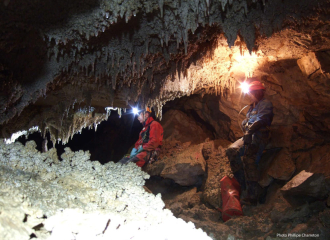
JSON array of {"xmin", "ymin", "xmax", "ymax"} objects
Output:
[{"xmin": 1, "ymin": 0, "xmax": 330, "ymax": 239}]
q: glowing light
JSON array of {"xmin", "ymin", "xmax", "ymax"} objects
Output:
[
  {"xmin": 240, "ymin": 81, "xmax": 250, "ymax": 93},
  {"xmin": 132, "ymin": 107, "xmax": 139, "ymax": 115}
]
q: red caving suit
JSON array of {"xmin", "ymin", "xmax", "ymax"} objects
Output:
[{"xmin": 134, "ymin": 117, "xmax": 163, "ymax": 167}]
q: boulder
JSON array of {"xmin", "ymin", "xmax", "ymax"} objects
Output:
[
  {"xmin": 281, "ymin": 170, "xmax": 328, "ymax": 200},
  {"xmin": 258, "ymin": 148, "xmax": 296, "ymax": 187},
  {"xmin": 267, "ymin": 148, "xmax": 295, "ymax": 181},
  {"xmin": 161, "ymin": 109, "xmax": 213, "ymax": 144},
  {"xmin": 270, "ymin": 189, "xmax": 295, "ymax": 223},
  {"xmin": 297, "ymin": 52, "xmax": 321, "ymax": 76},
  {"xmin": 145, "ymin": 143, "xmax": 206, "ymax": 186},
  {"xmin": 269, "ymin": 187, "xmax": 313, "ymax": 224},
  {"xmin": 258, "ymin": 174, "xmax": 274, "ymax": 188}
]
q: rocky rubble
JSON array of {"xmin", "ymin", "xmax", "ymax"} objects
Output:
[
  {"xmin": 145, "ymin": 135, "xmax": 330, "ymax": 239},
  {"xmin": 0, "ymin": 140, "xmax": 211, "ymax": 240}
]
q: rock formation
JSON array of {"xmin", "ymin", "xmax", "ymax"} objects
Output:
[{"xmin": 0, "ymin": 140, "xmax": 210, "ymax": 240}]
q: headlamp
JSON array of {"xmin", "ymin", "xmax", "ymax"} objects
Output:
[
  {"xmin": 240, "ymin": 81, "xmax": 250, "ymax": 94},
  {"xmin": 132, "ymin": 107, "xmax": 139, "ymax": 115}
]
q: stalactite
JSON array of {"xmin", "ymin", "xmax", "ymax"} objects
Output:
[
  {"xmin": 195, "ymin": 0, "xmax": 200, "ymax": 14},
  {"xmin": 158, "ymin": 0, "xmax": 164, "ymax": 18}
]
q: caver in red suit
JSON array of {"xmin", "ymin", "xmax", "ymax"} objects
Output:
[
  {"xmin": 133, "ymin": 116, "xmax": 163, "ymax": 167},
  {"xmin": 118, "ymin": 109, "xmax": 163, "ymax": 167}
]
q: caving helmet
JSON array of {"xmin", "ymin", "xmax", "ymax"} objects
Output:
[{"xmin": 249, "ymin": 81, "xmax": 266, "ymax": 91}]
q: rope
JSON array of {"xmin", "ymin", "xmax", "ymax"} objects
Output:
[{"xmin": 238, "ymin": 105, "xmax": 250, "ymax": 134}]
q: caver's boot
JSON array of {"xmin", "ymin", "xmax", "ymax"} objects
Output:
[{"xmin": 241, "ymin": 181, "xmax": 259, "ymax": 206}]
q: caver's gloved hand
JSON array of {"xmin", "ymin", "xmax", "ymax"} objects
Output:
[
  {"xmin": 243, "ymin": 121, "xmax": 264, "ymax": 145},
  {"xmin": 136, "ymin": 145, "xmax": 144, "ymax": 154},
  {"xmin": 130, "ymin": 148, "xmax": 138, "ymax": 158},
  {"xmin": 241, "ymin": 118, "xmax": 248, "ymax": 131},
  {"xmin": 243, "ymin": 133, "xmax": 252, "ymax": 145}
]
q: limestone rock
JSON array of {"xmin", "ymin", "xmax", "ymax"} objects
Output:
[
  {"xmin": 0, "ymin": 194, "xmax": 34, "ymax": 240},
  {"xmin": 224, "ymin": 214, "xmax": 273, "ymax": 239},
  {"xmin": 281, "ymin": 170, "xmax": 328, "ymax": 199},
  {"xmin": 270, "ymin": 191, "xmax": 294, "ymax": 223},
  {"xmin": 297, "ymin": 52, "xmax": 321, "ymax": 76},
  {"xmin": 319, "ymin": 209, "xmax": 330, "ymax": 228},
  {"xmin": 165, "ymin": 188, "xmax": 200, "ymax": 215},
  {"xmin": 144, "ymin": 141, "xmax": 207, "ymax": 186},
  {"xmin": 295, "ymin": 144, "xmax": 330, "ymax": 178},
  {"xmin": 289, "ymin": 223, "xmax": 308, "ymax": 234},
  {"xmin": 315, "ymin": 50, "xmax": 330, "ymax": 73},
  {"xmin": 0, "ymin": 140, "xmax": 212, "ymax": 240},
  {"xmin": 258, "ymin": 174, "xmax": 274, "ymax": 188},
  {"xmin": 161, "ymin": 109, "xmax": 213, "ymax": 144},
  {"xmin": 179, "ymin": 94, "xmax": 235, "ymax": 141},
  {"xmin": 0, "ymin": 215, "xmax": 32, "ymax": 240},
  {"xmin": 144, "ymin": 140, "xmax": 191, "ymax": 176},
  {"xmin": 202, "ymin": 142, "xmax": 233, "ymax": 209},
  {"xmin": 270, "ymin": 188, "xmax": 312, "ymax": 223},
  {"xmin": 267, "ymin": 148, "xmax": 295, "ymax": 181},
  {"xmin": 160, "ymin": 144, "xmax": 206, "ymax": 186}
]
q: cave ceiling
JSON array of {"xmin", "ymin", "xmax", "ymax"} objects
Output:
[{"xmin": 1, "ymin": 0, "xmax": 330, "ymax": 144}]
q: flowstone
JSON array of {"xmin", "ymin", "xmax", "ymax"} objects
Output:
[{"xmin": 0, "ymin": 140, "xmax": 211, "ymax": 240}]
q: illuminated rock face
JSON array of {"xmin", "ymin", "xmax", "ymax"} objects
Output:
[{"xmin": 0, "ymin": 140, "xmax": 211, "ymax": 240}]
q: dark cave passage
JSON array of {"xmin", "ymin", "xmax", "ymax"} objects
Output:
[
  {"xmin": 16, "ymin": 94, "xmax": 234, "ymax": 165},
  {"xmin": 17, "ymin": 109, "xmax": 142, "ymax": 164}
]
